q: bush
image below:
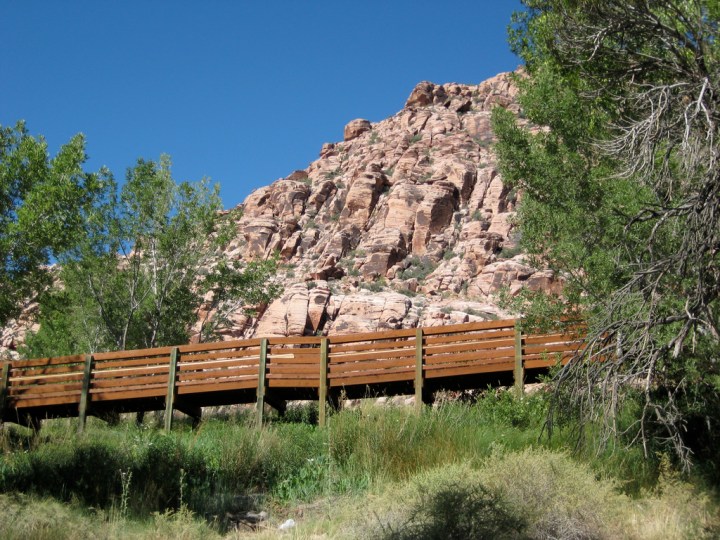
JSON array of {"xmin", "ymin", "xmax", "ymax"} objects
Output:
[
  {"xmin": 400, "ymin": 255, "xmax": 436, "ymax": 281},
  {"xmin": 478, "ymin": 447, "xmax": 626, "ymax": 539},
  {"xmin": 378, "ymin": 483, "xmax": 526, "ymax": 540}
]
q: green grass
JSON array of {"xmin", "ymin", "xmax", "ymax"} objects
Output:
[{"xmin": 0, "ymin": 391, "xmax": 717, "ymax": 538}]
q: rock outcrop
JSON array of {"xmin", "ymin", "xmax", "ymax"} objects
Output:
[{"xmin": 2, "ymin": 71, "xmax": 563, "ymax": 357}]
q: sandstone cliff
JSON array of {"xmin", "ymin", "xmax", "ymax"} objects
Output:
[
  {"xmin": 1, "ymin": 71, "xmax": 562, "ymax": 354},
  {"xmin": 218, "ymin": 72, "xmax": 560, "ymax": 339}
]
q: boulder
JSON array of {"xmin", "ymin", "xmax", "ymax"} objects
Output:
[{"xmin": 344, "ymin": 119, "xmax": 372, "ymax": 141}]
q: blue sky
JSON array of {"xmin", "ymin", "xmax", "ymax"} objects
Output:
[{"xmin": 1, "ymin": 1, "xmax": 523, "ymax": 209}]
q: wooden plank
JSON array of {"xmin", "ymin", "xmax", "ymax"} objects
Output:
[
  {"xmin": 425, "ymin": 362, "xmax": 515, "ymax": 379},
  {"xmin": 9, "ymin": 382, "xmax": 84, "ymax": 396},
  {"xmin": 524, "ymin": 332, "xmax": 583, "ymax": 345},
  {"xmin": 425, "ymin": 357, "xmax": 514, "ymax": 372},
  {"xmin": 330, "ymin": 371, "xmax": 415, "ymax": 387},
  {"xmin": 329, "ymin": 365, "xmax": 415, "ymax": 380},
  {"xmin": 425, "ymin": 348, "xmax": 515, "ymax": 365},
  {"xmin": 177, "ymin": 379, "xmax": 258, "ymax": 395},
  {"xmin": 89, "ymin": 381, "xmax": 168, "ymax": 395},
  {"xmin": 319, "ymin": 338, "xmax": 328, "ymax": 427},
  {"xmin": 11, "ymin": 354, "xmax": 86, "ymax": 368},
  {"xmin": 77, "ymin": 354, "xmax": 93, "ymax": 433},
  {"xmin": 11, "ymin": 363, "xmax": 86, "ymax": 377},
  {"xmin": 268, "ymin": 346, "xmax": 321, "ymax": 356},
  {"xmin": 178, "ymin": 337, "xmax": 263, "ymax": 354},
  {"xmin": 177, "ymin": 374, "xmax": 258, "ymax": 387},
  {"xmin": 424, "ymin": 328, "xmax": 516, "ymax": 346},
  {"xmin": 178, "ymin": 357, "xmax": 259, "ymax": 372},
  {"xmin": 177, "ymin": 348, "xmax": 261, "ymax": 363},
  {"xmin": 91, "ymin": 374, "xmax": 171, "ymax": 389},
  {"xmin": 10, "ymin": 388, "xmax": 83, "ymax": 403},
  {"xmin": 266, "ymin": 373, "xmax": 323, "ymax": 380},
  {"xmin": 90, "ymin": 387, "xmax": 167, "ymax": 402},
  {"xmin": 92, "ymin": 364, "xmax": 170, "ymax": 379},
  {"xmin": 268, "ymin": 378, "xmax": 320, "ymax": 388},
  {"xmin": 256, "ymin": 338, "xmax": 268, "ymax": 427},
  {"xmin": 524, "ymin": 342, "xmax": 584, "ymax": 355},
  {"xmin": 329, "ymin": 338, "xmax": 417, "ymax": 354},
  {"xmin": 329, "ymin": 357, "xmax": 415, "ymax": 374},
  {"xmin": 178, "ymin": 367, "xmax": 259, "ymax": 382},
  {"xmin": 328, "ymin": 328, "xmax": 417, "ymax": 344},
  {"xmin": 268, "ymin": 364, "xmax": 320, "ymax": 375},
  {"xmin": 329, "ymin": 347, "xmax": 417, "ymax": 364},
  {"xmin": 10, "ymin": 394, "xmax": 81, "ymax": 408},
  {"xmin": 267, "ymin": 356, "xmax": 319, "ymax": 365},
  {"xmin": 11, "ymin": 372, "xmax": 85, "ymax": 385},
  {"xmin": 93, "ymin": 356, "xmax": 173, "ymax": 370},
  {"xmin": 93, "ymin": 346, "xmax": 175, "ymax": 361},
  {"xmin": 267, "ymin": 336, "xmax": 322, "ymax": 346},
  {"xmin": 421, "ymin": 319, "xmax": 515, "ymax": 336},
  {"xmin": 423, "ymin": 338, "xmax": 517, "ymax": 356}
]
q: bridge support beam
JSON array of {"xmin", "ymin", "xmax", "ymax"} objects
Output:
[
  {"xmin": 78, "ymin": 354, "xmax": 94, "ymax": 434},
  {"xmin": 0, "ymin": 362, "xmax": 10, "ymax": 424},
  {"xmin": 318, "ymin": 338, "xmax": 329, "ymax": 427},
  {"xmin": 175, "ymin": 403, "xmax": 202, "ymax": 428},
  {"xmin": 514, "ymin": 320, "xmax": 524, "ymax": 398},
  {"xmin": 164, "ymin": 347, "xmax": 180, "ymax": 432},
  {"xmin": 265, "ymin": 394, "xmax": 287, "ymax": 417},
  {"xmin": 414, "ymin": 328, "xmax": 425, "ymax": 414},
  {"xmin": 256, "ymin": 339, "xmax": 268, "ymax": 427}
]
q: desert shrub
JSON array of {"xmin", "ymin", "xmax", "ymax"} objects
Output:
[
  {"xmin": 400, "ymin": 255, "xmax": 436, "ymax": 281},
  {"xmin": 378, "ymin": 483, "xmax": 526, "ymax": 540},
  {"xmin": 478, "ymin": 447, "xmax": 626, "ymax": 539}
]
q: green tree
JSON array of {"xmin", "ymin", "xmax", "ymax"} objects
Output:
[
  {"xmin": 0, "ymin": 121, "xmax": 110, "ymax": 328},
  {"xmin": 493, "ymin": 1, "xmax": 720, "ymax": 467},
  {"xmin": 24, "ymin": 155, "xmax": 281, "ymax": 356}
]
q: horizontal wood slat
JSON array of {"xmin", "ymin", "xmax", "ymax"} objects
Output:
[
  {"xmin": 329, "ymin": 338, "xmax": 417, "ymax": 354},
  {"xmin": 424, "ymin": 328, "xmax": 515, "ymax": 346},
  {"xmin": 11, "ymin": 354, "xmax": 86, "ymax": 369},
  {"xmin": 422, "ymin": 319, "xmax": 515, "ymax": 335},
  {"xmin": 329, "ymin": 347, "xmax": 417, "ymax": 364},
  {"xmin": 328, "ymin": 328, "xmax": 417, "ymax": 344}
]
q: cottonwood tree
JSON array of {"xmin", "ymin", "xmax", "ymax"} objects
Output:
[
  {"xmin": 0, "ymin": 121, "xmax": 110, "ymax": 328},
  {"xmin": 493, "ymin": 0, "xmax": 720, "ymax": 467},
  {"xmin": 25, "ymin": 155, "xmax": 281, "ymax": 356}
]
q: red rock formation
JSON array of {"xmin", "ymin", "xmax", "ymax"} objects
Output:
[{"xmin": 2, "ymin": 71, "xmax": 564, "ymax": 357}]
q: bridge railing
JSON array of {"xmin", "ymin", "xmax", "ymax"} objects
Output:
[{"xmin": 0, "ymin": 318, "xmax": 585, "ymax": 430}]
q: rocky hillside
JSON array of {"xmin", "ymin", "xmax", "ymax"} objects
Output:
[
  {"xmin": 1, "ymin": 71, "xmax": 562, "ymax": 354},
  {"xmin": 214, "ymin": 71, "xmax": 560, "ymax": 339}
]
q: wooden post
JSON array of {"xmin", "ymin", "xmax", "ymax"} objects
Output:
[
  {"xmin": 318, "ymin": 338, "xmax": 329, "ymax": 427},
  {"xmin": 256, "ymin": 338, "xmax": 268, "ymax": 427},
  {"xmin": 78, "ymin": 354, "xmax": 94, "ymax": 433},
  {"xmin": 164, "ymin": 347, "xmax": 179, "ymax": 432},
  {"xmin": 0, "ymin": 362, "xmax": 10, "ymax": 422},
  {"xmin": 514, "ymin": 320, "xmax": 524, "ymax": 398},
  {"xmin": 414, "ymin": 328, "xmax": 424, "ymax": 414}
]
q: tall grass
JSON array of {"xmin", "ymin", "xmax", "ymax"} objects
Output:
[{"xmin": 0, "ymin": 391, "xmax": 716, "ymax": 537}]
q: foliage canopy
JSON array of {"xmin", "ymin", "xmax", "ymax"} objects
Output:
[
  {"xmin": 23, "ymin": 155, "xmax": 281, "ymax": 356},
  {"xmin": 493, "ymin": 0, "xmax": 720, "ymax": 467},
  {"xmin": 0, "ymin": 122, "xmax": 109, "ymax": 327}
]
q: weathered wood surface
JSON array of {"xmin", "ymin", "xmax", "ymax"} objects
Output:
[{"xmin": 0, "ymin": 319, "xmax": 584, "ymax": 428}]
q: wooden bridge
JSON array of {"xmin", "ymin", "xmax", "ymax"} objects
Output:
[{"xmin": 0, "ymin": 319, "xmax": 583, "ymax": 432}]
